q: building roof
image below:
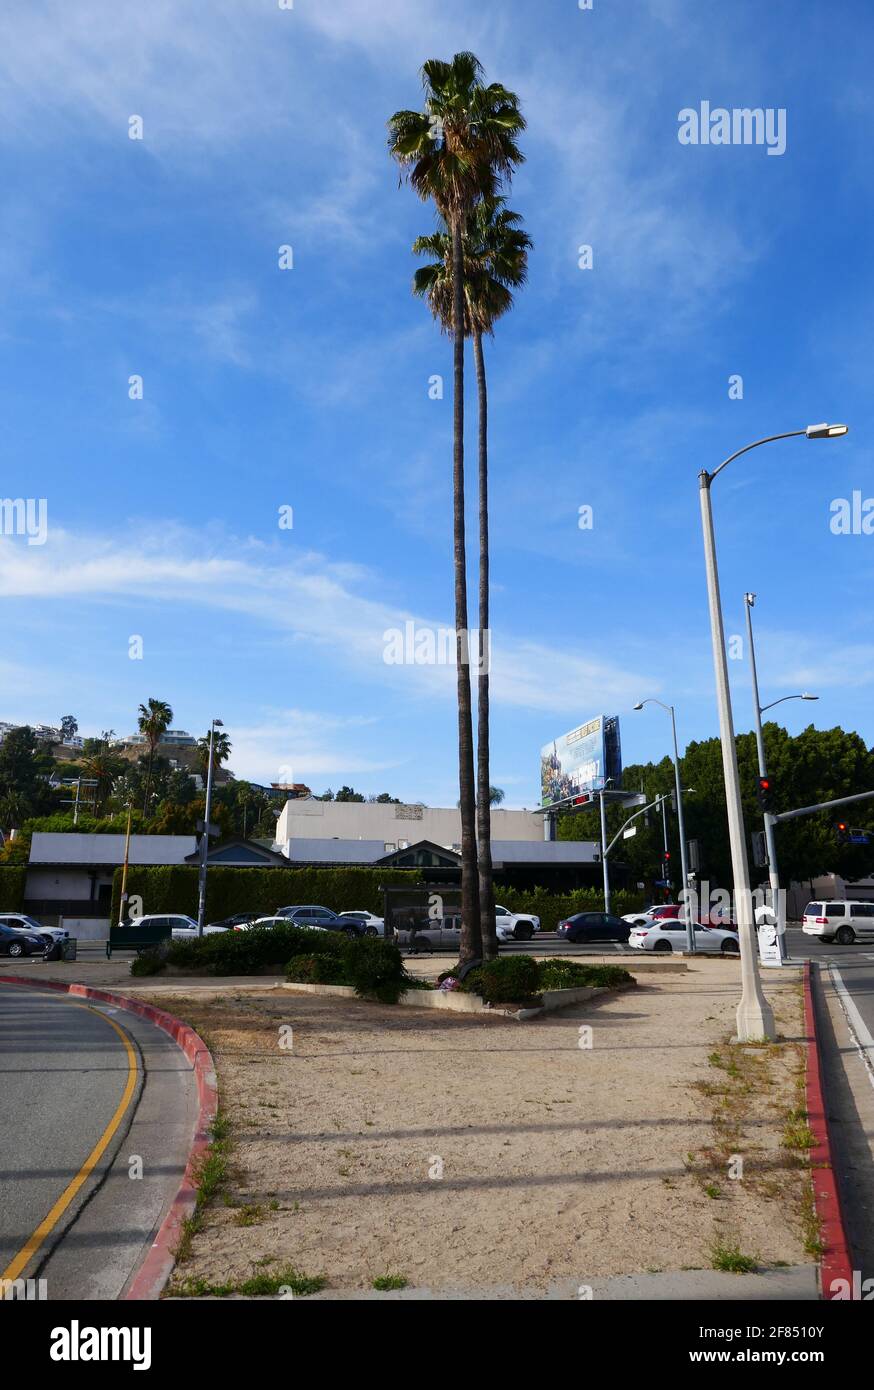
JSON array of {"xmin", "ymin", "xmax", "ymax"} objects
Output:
[{"xmin": 29, "ymin": 832, "xmax": 196, "ymax": 866}]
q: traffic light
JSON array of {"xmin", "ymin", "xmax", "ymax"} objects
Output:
[
  {"xmin": 662, "ymin": 850, "xmax": 672, "ymax": 878},
  {"xmin": 756, "ymin": 775, "xmax": 776, "ymax": 812},
  {"xmin": 836, "ymin": 820, "xmax": 850, "ymax": 845}
]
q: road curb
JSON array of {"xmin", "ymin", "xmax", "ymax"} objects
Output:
[
  {"xmin": 0, "ymin": 974, "xmax": 218, "ymax": 1300},
  {"xmin": 803, "ymin": 961, "xmax": 854, "ymax": 1299}
]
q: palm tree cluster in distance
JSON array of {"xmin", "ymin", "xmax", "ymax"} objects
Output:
[{"xmin": 389, "ymin": 53, "xmax": 530, "ymax": 963}]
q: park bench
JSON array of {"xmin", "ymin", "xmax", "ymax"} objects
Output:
[{"xmin": 105, "ymin": 919, "xmax": 170, "ymax": 959}]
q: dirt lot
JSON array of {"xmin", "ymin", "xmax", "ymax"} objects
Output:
[{"xmin": 138, "ymin": 958, "xmax": 813, "ymax": 1294}]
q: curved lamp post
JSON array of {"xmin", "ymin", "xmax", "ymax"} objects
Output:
[
  {"xmin": 700, "ymin": 424, "xmax": 847, "ymax": 1040},
  {"xmin": 632, "ymin": 698, "xmax": 695, "ymax": 953}
]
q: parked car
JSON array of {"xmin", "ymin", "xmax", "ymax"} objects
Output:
[
  {"xmin": 0, "ymin": 913, "xmax": 69, "ymax": 944},
  {"xmin": 393, "ymin": 913, "xmax": 462, "ymax": 952},
  {"xmin": 621, "ymin": 905, "xmax": 668, "ymax": 928},
  {"xmin": 207, "ymin": 913, "xmax": 258, "ymax": 931},
  {"xmin": 119, "ymin": 913, "xmax": 228, "ymax": 940},
  {"xmin": 628, "ymin": 921, "xmax": 740, "ymax": 954},
  {"xmin": 276, "ymin": 905, "xmax": 363, "ymax": 935},
  {"xmin": 0, "ymin": 923, "xmax": 47, "ymax": 957},
  {"xmin": 802, "ymin": 900, "xmax": 874, "ymax": 944},
  {"xmin": 556, "ymin": 912, "xmax": 631, "ymax": 943},
  {"xmin": 338, "ymin": 910, "xmax": 384, "ymax": 936},
  {"xmin": 245, "ymin": 916, "xmax": 328, "ymax": 932},
  {"xmin": 494, "ymin": 904, "xmax": 540, "ymax": 942}
]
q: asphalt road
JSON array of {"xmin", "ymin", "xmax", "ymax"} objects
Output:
[{"xmin": 0, "ymin": 981, "xmax": 198, "ymax": 1299}]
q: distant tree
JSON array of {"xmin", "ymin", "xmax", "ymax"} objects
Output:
[
  {"xmin": 374, "ymin": 792, "xmax": 402, "ymax": 804},
  {"xmin": 60, "ymin": 715, "xmax": 78, "ymax": 741},
  {"xmin": 0, "ymin": 726, "xmax": 54, "ymax": 824},
  {"xmin": 137, "ymin": 700, "xmax": 173, "ymax": 815},
  {"xmin": 489, "ymin": 786, "xmax": 505, "ymax": 806},
  {"xmin": 196, "ymin": 730, "xmax": 232, "ymax": 779},
  {"xmin": 334, "ymin": 785, "xmax": 365, "ymax": 802}
]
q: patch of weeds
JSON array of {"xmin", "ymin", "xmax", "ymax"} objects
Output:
[
  {"xmin": 704, "ymin": 1184, "xmax": 722, "ymax": 1200},
  {"xmin": 782, "ymin": 1107, "xmax": 815, "ymax": 1153},
  {"xmin": 234, "ymin": 1203, "xmax": 264, "ymax": 1227},
  {"xmin": 174, "ymin": 1266, "xmax": 327, "ymax": 1298},
  {"xmin": 800, "ymin": 1182, "xmax": 824, "ymax": 1257},
  {"xmin": 372, "ymin": 1273, "xmax": 408, "ymax": 1291},
  {"xmin": 710, "ymin": 1239, "xmax": 758, "ymax": 1274}
]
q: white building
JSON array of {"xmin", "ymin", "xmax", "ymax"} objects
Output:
[{"xmin": 274, "ymin": 798, "xmax": 546, "ymax": 857}]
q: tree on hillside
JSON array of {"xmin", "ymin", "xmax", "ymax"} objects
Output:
[
  {"xmin": 137, "ymin": 700, "xmax": 173, "ymax": 815},
  {"xmin": 196, "ymin": 729, "xmax": 232, "ymax": 781},
  {"xmin": 0, "ymin": 726, "xmax": 54, "ymax": 826},
  {"xmin": 60, "ymin": 715, "xmax": 78, "ymax": 741}
]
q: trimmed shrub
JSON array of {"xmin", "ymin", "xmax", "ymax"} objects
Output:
[
  {"xmin": 479, "ymin": 956, "xmax": 541, "ymax": 1004},
  {"xmin": 342, "ymin": 936, "xmax": 407, "ymax": 1004},
  {"xmin": 285, "ymin": 954, "xmax": 349, "ymax": 985},
  {"xmin": 537, "ymin": 959, "xmax": 634, "ymax": 991},
  {"xmin": 166, "ymin": 923, "xmax": 347, "ymax": 976}
]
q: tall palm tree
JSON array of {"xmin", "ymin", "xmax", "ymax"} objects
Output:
[
  {"xmin": 412, "ymin": 198, "xmax": 531, "ymax": 959},
  {"xmin": 389, "ymin": 54, "xmax": 525, "ymax": 964},
  {"xmin": 196, "ymin": 729, "xmax": 232, "ymax": 781},
  {"xmin": 137, "ymin": 698, "xmax": 172, "ymax": 816}
]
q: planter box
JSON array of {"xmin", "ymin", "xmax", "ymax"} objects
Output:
[{"xmin": 281, "ymin": 980, "xmax": 634, "ymax": 1019}]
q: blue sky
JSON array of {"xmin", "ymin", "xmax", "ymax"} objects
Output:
[{"xmin": 1, "ymin": 0, "xmax": 872, "ymax": 806}]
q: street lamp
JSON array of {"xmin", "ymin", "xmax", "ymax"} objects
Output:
[
  {"xmin": 743, "ymin": 593, "xmax": 818, "ymax": 964},
  {"xmin": 699, "ymin": 424, "xmax": 848, "ymax": 1041},
  {"xmin": 196, "ymin": 718, "xmax": 223, "ymax": 937},
  {"xmin": 633, "ymin": 698, "xmax": 695, "ymax": 953}
]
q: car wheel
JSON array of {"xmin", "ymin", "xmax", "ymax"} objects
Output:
[
  {"xmin": 835, "ymin": 926, "xmax": 855, "ymax": 945},
  {"xmin": 8, "ymin": 941, "xmax": 24, "ymax": 957},
  {"xmin": 653, "ymin": 940, "xmax": 672, "ymax": 953},
  {"xmin": 514, "ymin": 924, "xmax": 534, "ymax": 941},
  {"xmin": 721, "ymin": 938, "xmax": 740, "ymax": 955}
]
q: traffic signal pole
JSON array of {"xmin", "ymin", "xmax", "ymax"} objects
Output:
[{"xmin": 745, "ymin": 597, "xmax": 785, "ymax": 962}]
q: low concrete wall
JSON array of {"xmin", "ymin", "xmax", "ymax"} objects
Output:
[{"xmin": 281, "ymin": 980, "xmax": 628, "ymax": 1019}]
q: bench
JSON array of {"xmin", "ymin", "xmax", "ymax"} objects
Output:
[{"xmin": 105, "ymin": 921, "xmax": 170, "ymax": 959}]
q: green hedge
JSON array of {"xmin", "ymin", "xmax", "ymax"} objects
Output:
[
  {"xmin": 165, "ymin": 923, "xmax": 346, "ymax": 975},
  {"xmin": 110, "ymin": 865, "xmax": 647, "ymax": 936},
  {"xmin": 0, "ymin": 865, "xmax": 27, "ymax": 910},
  {"xmin": 110, "ymin": 865, "xmax": 420, "ymax": 927}
]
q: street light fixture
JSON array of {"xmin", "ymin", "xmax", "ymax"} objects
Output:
[
  {"xmin": 632, "ymin": 698, "xmax": 695, "ymax": 954},
  {"xmin": 196, "ymin": 718, "xmax": 224, "ymax": 937},
  {"xmin": 699, "ymin": 424, "xmax": 848, "ymax": 1041}
]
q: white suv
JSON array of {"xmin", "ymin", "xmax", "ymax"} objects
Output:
[
  {"xmin": 495, "ymin": 905, "xmax": 540, "ymax": 942},
  {"xmin": 802, "ymin": 901, "xmax": 874, "ymax": 944}
]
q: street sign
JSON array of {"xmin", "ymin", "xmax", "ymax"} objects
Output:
[
  {"xmin": 751, "ymin": 830, "xmax": 768, "ymax": 868},
  {"xmin": 654, "ymin": 879, "xmax": 671, "ymax": 888},
  {"xmin": 850, "ymin": 829, "xmax": 871, "ymax": 845},
  {"xmin": 622, "ymin": 825, "xmax": 637, "ymax": 840}
]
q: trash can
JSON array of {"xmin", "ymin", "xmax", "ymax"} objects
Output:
[{"xmin": 62, "ymin": 938, "xmax": 78, "ymax": 961}]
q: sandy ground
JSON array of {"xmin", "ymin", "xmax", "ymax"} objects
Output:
[{"xmin": 131, "ymin": 958, "xmax": 812, "ymax": 1293}]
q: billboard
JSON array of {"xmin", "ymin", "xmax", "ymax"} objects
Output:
[{"xmin": 540, "ymin": 715, "xmax": 622, "ymax": 807}]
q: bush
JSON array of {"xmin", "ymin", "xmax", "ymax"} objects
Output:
[
  {"xmin": 537, "ymin": 959, "xmax": 634, "ymax": 991},
  {"xmin": 167, "ymin": 923, "xmax": 347, "ymax": 976},
  {"xmin": 285, "ymin": 954, "xmax": 349, "ymax": 985},
  {"xmin": 342, "ymin": 936, "xmax": 407, "ymax": 1004},
  {"xmin": 283, "ymin": 940, "xmax": 423, "ymax": 1002},
  {"xmin": 130, "ymin": 943, "xmax": 170, "ymax": 977},
  {"xmin": 478, "ymin": 956, "xmax": 541, "ymax": 1004}
]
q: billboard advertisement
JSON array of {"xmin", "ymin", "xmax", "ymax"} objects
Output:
[{"xmin": 540, "ymin": 715, "xmax": 622, "ymax": 807}]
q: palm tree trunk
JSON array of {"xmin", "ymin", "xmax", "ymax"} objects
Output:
[
  {"xmin": 451, "ymin": 214, "xmax": 481, "ymax": 963},
  {"xmin": 474, "ymin": 329, "xmax": 498, "ymax": 960}
]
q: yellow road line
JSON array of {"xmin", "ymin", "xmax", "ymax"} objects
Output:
[{"xmin": 0, "ymin": 1001, "xmax": 139, "ymax": 1283}]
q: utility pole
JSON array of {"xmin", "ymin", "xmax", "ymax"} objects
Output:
[
  {"xmin": 118, "ymin": 802, "xmax": 133, "ymax": 927},
  {"xmin": 196, "ymin": 719, "xmax": 223, "ymax": 937},
  {"xmin": 599, "ymin": 790, "xmax": 610, "ymax": 914}
]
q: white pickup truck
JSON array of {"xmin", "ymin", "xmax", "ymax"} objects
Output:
[{"xmin": 495, "ymin": 905, "xmax": 540, "ymax": 942}]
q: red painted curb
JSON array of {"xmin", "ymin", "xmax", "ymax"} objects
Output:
[
  {"xmin": 803, "ymin": 961, "xmax": 854, "ymax": 1299},
  {"xmin": 0, "ymin": 974, "xmax": 218, "ymax": 1300}
]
